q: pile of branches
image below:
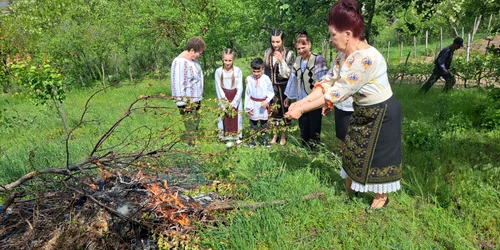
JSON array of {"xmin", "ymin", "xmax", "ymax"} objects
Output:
[
  {"xmin": 0, "ymin": 167, "xmax": 323, "ymax": 249},
  {"xmin": 0, "ymin": 167, "xmax": 224, "ymax": 249},
  {"xmin": 0, "ymin": 89, "xmax": 324, "ymax": 249},
  {"xmin": 0, "ymin": 90, "xmax": 227, "ymax": 249}
]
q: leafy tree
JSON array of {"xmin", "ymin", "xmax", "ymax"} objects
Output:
[
  {"xmin": 9, "ymin": 55, "xmax": 69, "ymax": 134},
  {"xmin": 1, "ymin": 0, "xmax": 498, "ymax": 90}
]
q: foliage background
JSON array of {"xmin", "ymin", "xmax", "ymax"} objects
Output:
[{"xmin": 2, "ymin": 0, "xmax": 498, "ymax": 91}]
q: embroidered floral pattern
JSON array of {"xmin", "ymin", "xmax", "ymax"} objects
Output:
[
  {"xmin": 171, "ymin": 57, "xmax": 203, "ymax": 103},
  {"xmin": 331, "ymin": 91, "xmax": 341, "ymax": 99},
  {"xmin": 347, "ymin": 73, "xmax": 359, "ymax": 84},
  {"xmin": 362, "ymin": 57, "xmax": 373, "ymax": 69},
  {"xmin": 319, "ymin": 48, "xmax": 392, "ymax": 106},
  {"xmin": 346, "ymin": 57, "xmax": 355, "ymax": 68}
]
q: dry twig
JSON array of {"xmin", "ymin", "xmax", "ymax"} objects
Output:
[{"xmin": 203, "ymin": 192, "xmax": 325, "ymax": 213}]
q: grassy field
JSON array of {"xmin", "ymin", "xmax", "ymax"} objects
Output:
[
  {"xmin": 1, "ymin": 58, "xmax": 499, "ymax": 249},
  {"xmin": 198, "ymin": 84, "xmax": 500, "ymax": 249}
]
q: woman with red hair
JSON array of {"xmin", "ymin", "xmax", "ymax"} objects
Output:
[{"xmin": 286, "ymin": 0, "xmax": 402, "ymax": 211}]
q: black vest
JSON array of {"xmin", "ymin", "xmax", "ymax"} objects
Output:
[{"xmin": 264, "ymin": 48, "xmax": 292, "ymax": 85}]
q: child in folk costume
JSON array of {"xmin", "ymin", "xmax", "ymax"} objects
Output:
[
  {"xmin": 215, "ymin": 49, "xmax": 243, "ymax": 146},
  {"xmin": 244, "ymin": 58, "xmax": 274, "ymax": 147}
]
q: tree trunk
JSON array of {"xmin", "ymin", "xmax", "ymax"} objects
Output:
[
  {"xmin": 364, "ymin": 0, "xmax": 376, "ymax": 44},
  {"xmin": 101, "ymin": 63, "xmax": 105, "ymax": 85}
]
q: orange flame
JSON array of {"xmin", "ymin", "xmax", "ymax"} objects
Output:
[
  {"xmin": 95, "ymin": 160, "xmax": 112, "ymax": 182},
  {"xmin": 176, "ymin": 214, "xmax": 190, "ymax": 226},
  {"xmin": 135, "ymin": 170, "xmax": 144, "ymax": 181},
  {"xmin": 88, "ymin": 183, "xmax": 99, "ymax": 190},
  {"xmin": 146, "ymin": 182, "xmax": 191, "ymax": 227}
]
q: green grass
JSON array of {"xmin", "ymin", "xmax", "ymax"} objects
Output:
[
  {"xmin": 199, "ymin": 83, "xmax": 499, "ymax": 249},
  {"xmin": 1, "ymin": 68, "xmax": 499, "ymax": 249},
  {"xmin": 1, "ymin": 80, "xmax": 160, "ymax": 180}
]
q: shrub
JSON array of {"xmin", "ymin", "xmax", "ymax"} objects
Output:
[
  {"xmin": 9, "ymin": 56, "xmax": 65, "ymax": 106},
  {"xmin": 444, "ymin": 112, "xmax": 472, "ymax": 133},
  {"xmin": 481, "ymin": 107, "xmax": 500, "ymax": 129},
  {"xmin": 403, "ymin": 119, "xmax": 442, "ymax": 150},
  {"xmin": 477, "ymin": 87, "xmax": 500, "ymax": 130}
]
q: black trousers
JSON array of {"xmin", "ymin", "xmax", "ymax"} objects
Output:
[
  {"xmin": 419, "ymin": 69, "xmax": 456, "ymax": 93},
  {"xmin": 177, "ymin": 101, "xmax": 201, "ymax": 145},
  {"xmin": 249, "ymin": 119, "xmax": 268, "ymax": 145},
  {"xmin": 334, "ymin": 107, "xmax": 353, "ymax": 142},
  {"xmin": 298, "ymin": 108, "xmax": 322, "ymax": 149}
]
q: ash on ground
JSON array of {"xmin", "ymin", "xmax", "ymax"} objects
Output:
[{"xmin": 0, "ymin": 168, "xmax": 224, "ymax": 250}]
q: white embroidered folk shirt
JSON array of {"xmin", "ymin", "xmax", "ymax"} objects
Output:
[
  {"xmin": 215, "ymin": 67, "xmax": 243, "ymax": 108},
  {"xmin": 215, "ymin": 67, "xmax": 244, "ymax": 139},
  {"xmin": 318, "ymin": 46, "xmax": 392, "ymax": 107},
  {"xmin": 171, "ymin": 56, "xmax": 204, "ymax": 106},
  {"xmin": 244, "ymin": 74, "xmax": 274, "ymax": 121},
  {"xmin": 326, "ymin": 62, "xmax": 354, "ymax": 112}
]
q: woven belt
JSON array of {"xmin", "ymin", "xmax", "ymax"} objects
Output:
[{"xmin": 250, "ymin": 96, "xmax": 266, "ymax": 102}]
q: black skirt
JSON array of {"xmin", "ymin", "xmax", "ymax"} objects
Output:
[
  {"xmin": 270, "ymin": 83, "xmax": 291, "ymax": 126},
  {"xmin": 342, "ymin": 95, "xmax": 402, "ymax": 185}
]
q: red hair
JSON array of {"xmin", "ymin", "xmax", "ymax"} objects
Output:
[{"xmin": 327, "ymin": 0, "xmax": 365, "ymax": 40}]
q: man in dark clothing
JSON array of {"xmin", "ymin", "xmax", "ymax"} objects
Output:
[{"xmin": 419, "ymin": 37, "xmax": 464, "ymax": 93}]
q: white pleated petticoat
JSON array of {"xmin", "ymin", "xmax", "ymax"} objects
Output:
[{"xmin": 340, "ymin": 168, "xmax": 401, "ymax": 193}]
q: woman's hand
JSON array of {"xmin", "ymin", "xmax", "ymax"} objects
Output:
[
  {"xmin": 322, "ymin": 106, "xmax": 332, "ymax": 116},
  {"xmin": 231, "ymin": 100, "xmax": 238, "ymax": 108},
  {"xmin": 261, "ymin": 102, "xmax": 268, "ymax": 109},
  {"xmin": 284, "ymin": 98, "xmax": 290, "ymax": 108},
  {"xmin": 289, "ymin": 100, "xmax": 301, "ymax": 110},
  {"xmin": 285, "ymin": 105, "xmax": 303, "ymax": 120},
  {"xmin": 273, "ymin": 51, "xmax": 283, "ymax": 62}
]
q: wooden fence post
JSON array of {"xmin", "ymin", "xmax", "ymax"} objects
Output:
[
  {"xmin": 485, "ymin": 14, "xmax": 493, "ymax": 38},
  {"xmin": 387, "ymin": 41, "xmax": 390, "ymax": 62},
  {"xmin": 400, "ymin": 42, "xmax": 403, "ymax": 59},
  {"xmin": 101, "ymin": 63, "xmax": 105, "ymax": 85},
  {"xmin": 440, "ymin": 28, "xmax": 443, "ymax": 51},
  {"xmin": 472, "ymin": 15, "xmax": 482, "ymax": 41},
  {"xmin": 466, "ymin": 33, "xmax": 471, "ymax": 62},
  {"xmin": 413, "ymin": 36, "xmax": 416, "ymax": 59},
  {"xmin": 322, "ymin": 39, "xmax": 328, "ymax": 65},
  {"xmin": 399, "ymin": 51, "xmax": 411, "ymax": 85},
  {"xmin": 425, "ymin": 30, "xmax": 428, "ymax": 52}
]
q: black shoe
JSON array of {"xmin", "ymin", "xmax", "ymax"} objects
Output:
[
  {"xmin": 350, "ymin": 191, "xmax": 359, "ymax": 199},
  {"xmin": 343, "ymin": 191, "xmax": 360, "ymax": 203}
]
